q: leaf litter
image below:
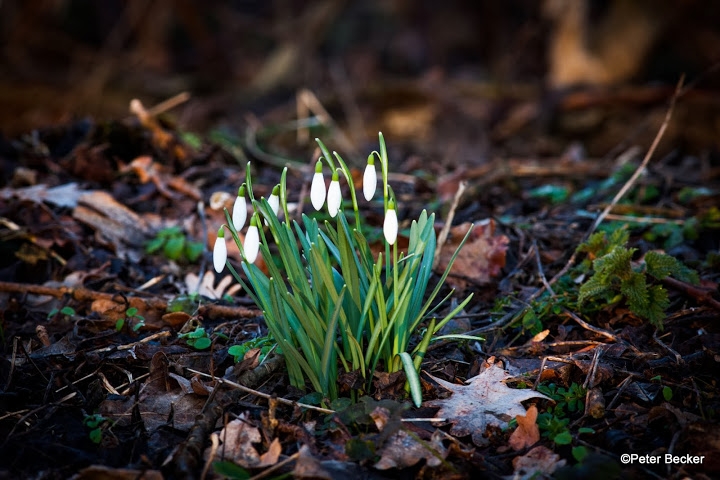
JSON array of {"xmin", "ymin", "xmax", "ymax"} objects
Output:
[{"xmin": 426, "ymin": 357, "xmax": 550, "ymax": 446}]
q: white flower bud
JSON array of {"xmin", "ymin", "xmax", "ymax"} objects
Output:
[
  {"xmin": 213, "ymin": 227, "xmax": 227, "ymax": 273},
  {"xmin": 244, "ymin": 217, "xmax": 260, "ymax": 263},
  {"xmin": 383, "ymin": 200, "xmax": 398, "ymax": 245},
  {"xmin": 268, "ymin": 185, "xmax": 280, "ymax": 216},
  {"xmin": 310, "ymin": 161, "xmax": 326, "ymax": 210},
  {"xmin": 363, "ymin": 156, "xmax": 377, "ymax": 201},
  {"xmin": 327, "ymin": 171, "xmax": 341, "ymax": 218},
  {"xmin": 232, "ymin": 185, "xmax": 247, "ymax": 230}
]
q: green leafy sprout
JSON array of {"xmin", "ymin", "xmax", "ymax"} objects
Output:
[
  {"xmin": 228, "ymin": 335, "xmax": 277, "ymax": 363},
  {"xmin": 577, "ymin": 230, "xmax": 699, "ymax": 329},
  {"xmin": 146, "ymin": 226, "xmax": 204, "ymax": 262},
  {"xmin": 179, "ymin": 326, "xmax": 212, "ymax": 350},
  {"xmin": 115, "ymin": 307, "xmax": 146, "ymax": 332},
  {"xmin": 83, "ymin": 413, "xmax": 109, "ymax": 444},
  {"xmin": 215, "ymin": 133, "xmax": 476, "ymax": 405}
]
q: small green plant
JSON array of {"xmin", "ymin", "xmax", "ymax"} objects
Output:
[
  {"xmin": 577, "ymin": 230, "xmax": 698, "ymax": 329},
  {"xmin": 179, "ymin": 326, "xmax": 212, "ymax": 350},
  {"xmin": 650, "ymin": 375, "xmax": 674, "ymax": 401},
  {"xmin": 537, "ymin": 412, "xmax": 572, "ymax": 445},
  {"xmin": 83, "ymin": 413, "xmax": 108, "ymax": 444},
  {"xmin": 47, "ymin": 306, "xmax": 76, "ymax": 319},
  {"xmin": 146, "ymin": 226, "xmax": 204, "ymax": 262},
  {"xmin": 537, "ymin": 382, "xmax": 587, "ymax": 417},
  {"xmin": 228, "ymin": 335, "xmax": 276, "ymax": 363},
  {"xmin": 115, "ymin": 307, "xmax": 146, "ymax": 332},
  {"xmin": 214, "ymin": 134, "xmax": 474, "ymax": 405}
]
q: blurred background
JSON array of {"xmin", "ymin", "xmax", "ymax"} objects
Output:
[{"xmin": 2, "ymin": 0, "xmax": 720, "ymax": 157}]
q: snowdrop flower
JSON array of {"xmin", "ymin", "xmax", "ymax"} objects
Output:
[
  {"xmin": 363, "ymin": 155, "xmax": 377, "ymax": 201},
  {"xmin": 232, "ymin": 184, "xmax": 247, "ymax": 230},
  {"xmin": 383, "ymin": 199, "xmax": 398, "ymax": 245},
  {"xmin": 327, "ymin": 170, "xmax": 341, "ymax": 218},
  {"xmin": 268, "ymin": 184, "xmax": 280, "ymax": 216},
  {"xmin": 244, "ymin": 215, "xmax": 260, "ymax": 264},
  {"xmin": 213, "ymin": 227, "xmax": 227, "ymax": 273},
  {"xmin": 310, "ymin": 160, "xmax": 326, "ymax": 211}
]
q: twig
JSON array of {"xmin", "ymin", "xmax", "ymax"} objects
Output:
[
  {"xmin": 548, "ymin": 76, "xmax": 685, "ymax": 288},
  {"xmin": 248, "ymin": 452, "xmax": 300, "ymax": 480},
  {"xmin": 532, "ymin": 240, "xmax": 555, "ymax": 296},
  {"xmin": 561, "ymin": 308, "xmax": 622, "ymax": 344},
  {"xmin": 652, "ymin": 330, "xmax": 682, "ymax": 365},
  {"xmin": 146, "ymin": 91, "xmax": 191, "ymax": 116},
  {"xmin": 433, "ymin": 181, "xmax": 467, "ymax": 269},
  {"xmin": 0, "ymin": 280, "xmax": 261, "ymax": 319},
  {"xmin": 186, "ymin": 368, "xmax": 335, "ymax": 415},
  {"xmin": 662, "ymin": 276, "xmax": 720, "ymax": 311}
]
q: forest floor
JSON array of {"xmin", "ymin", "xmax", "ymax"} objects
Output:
[{"xmin": 1, "ymin": 71, "xmax": 720, "ymax": 480}]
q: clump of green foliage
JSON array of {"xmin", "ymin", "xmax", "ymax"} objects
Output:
[
  {"xmin": 228, "ymin": 335, "xmax": 276, "ymax": 363},
  {"xmin": 179, "ymin": 326, "xmax": 212, "ymax": 350},
  {"xmin": 146, "ymin": 226, "xmax": 204, "ymax": 262},
  {"xmin": 115, "ymin": 307, "xmax": 145, "ymax": 332},
  {"xmin": 217, "ymin": 134, "xmax": 475, "ymax": 405},
  {"xmin": 577, "ymin": 229, "xmax": 698, "ymax": 329}
]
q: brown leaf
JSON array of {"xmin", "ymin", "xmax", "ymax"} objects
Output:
[
  {"xmin": 512, "ymin": 445, "xmax": 566, "ymax": 478},
  {"xmin": 426, "ymin": 357, "xmax": 550, "ymax": 446},
  {"xmin": 374, "ymin": 429, "xmax": 446, "ymax": 470},
  {"xmin": 205, "ymin": 414, "xmax": 280, "ymax": 468},
  {"xmin": 508, "ymin": 404, "xmax": 540, "ymax": 451},
  {"xmin": 434, "ymin": 219, "xmax": 509, "ymax": 290}
]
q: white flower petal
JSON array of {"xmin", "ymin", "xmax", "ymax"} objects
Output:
[
  {"xmin": 213, "ymin": 234, "xmax": 227, "ymax": 273},
  {"xmin": 244, "ymin": 225, "xmax": 260, "ymax": 263},
  {"xmin": 327, "ymin": 180, "xmax": 341, "ymax": 217},
  {"xmin": 268, "ymin": 193, "xmax": 280, "ymax": 215},
  {"xmin": 363, "ymin": 164, "xmax": 377, "ymax": 201},
  {"xmin": 383, "ymin": 208, "xmax": 398, "ymax": 245},
  {"xmin": 310, "ymin": 172, "xmax": 326, "ymax": 210},
  {"xmin": 232, "ymin": 196, "xmax": 247, "ymax": 230}
]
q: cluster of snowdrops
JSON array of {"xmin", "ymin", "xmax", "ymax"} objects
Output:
[{"xmin": 212, "ymin": 134, "xmax": 472, "ymax": 405}]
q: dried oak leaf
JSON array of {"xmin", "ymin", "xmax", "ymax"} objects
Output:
[
  {"xmin": 426, "ymin": 358, "xmax": 550, "ymax": 446},
  {"xmin": 374, "ymin": 429, "xmax": 447, "ymax": 470},
  {"xmin": 508, "ymin": 404, "xmax": 540, "ymax": 451},
  {"xmin": 434, "ymin": 219, "xmax": 509, "ymax": 290},
  {"xmin": 512, "ymin": 445, "xmax": 566, "ymax": 478}
]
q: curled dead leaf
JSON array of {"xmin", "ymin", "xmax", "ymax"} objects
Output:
[{"xmin": 434, "ymin": 219, "xmax": 509, "ymax": 290}]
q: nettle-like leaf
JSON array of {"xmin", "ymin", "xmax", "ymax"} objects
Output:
[
  {"xmin": 620, "ymin": 272, "xmax": 649, "ymax": 314},
  {"xmin": 426, "ymin": 358, "xmax": 550, "ymax": 446},
  {"xmin": 645, "ymin": 251, "xmax": 699, "ymax": 284}
]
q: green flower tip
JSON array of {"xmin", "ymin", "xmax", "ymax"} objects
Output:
[
  {"xmin": 272, "ymin": 184, "xmax": 280, "ymax": 195},
  {"xmin": 367, "ymin": 154, "xmax": 375, "ymax": 166},
  {"xmin": 331, "ymin": 170, "xmax": 340, "ymax": 181},
  {"xmin": 237, "ymin": 183, "xmax": 246, "ymax": 197},
  {"xmin": 314, "ymin": 160, "xmax": 323, "ymax": 173},
  {"xmin": 217, "ymin": 226, "xmax": 225, "ymax": 238}
]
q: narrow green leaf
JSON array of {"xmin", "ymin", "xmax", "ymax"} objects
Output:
[{"xmin": 398, "ymin": 352, "xmax": 422, "ymax": 407}]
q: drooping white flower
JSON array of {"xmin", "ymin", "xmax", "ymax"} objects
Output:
[
  {"xmin": 268, "ymin": 184, "xmax": 280, "ymax": 216},
  {"xmin": 363, "ymin": 155, "xmax": 377, "ymax": 201},
  {"xmin": 383, "ymin": 199, "xmax": 398, "ymax": 245},
  {"xmin": 310, "ymin": 160, "xmax": 326, "ymax": 210},
  {"xmin": 244, "ymin": 215, "xmax": 260, "ymax": 264},
  {"xmin": 213, "ymin": 227, "xmax": 227, "ymax": 273},
  {"xmin": 327, "ymin": 170, "xmax": 341, "ymax": 218},
  {"xmin": 232, "ymin": 184, "xmax": 247, "ymax": 230}
]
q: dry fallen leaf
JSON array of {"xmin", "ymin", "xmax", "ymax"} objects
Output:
[
  {"xmin": 204, "ymin": 415, "xmax": 281, "ymax": 469},
  {"xmin": 434, "ymin": 219, "xmax": 509, "ymax": 290},
  {"xmin": 426, "ymin": 357, "xmax": 550, "ymax": 446},
  {"xmin": 374, "ymin": 429, "xmax": 447, "ymax": 470},
  {"xmin": 512, "ymin": 445, "xmax": 566, "ymax": 479},
  {"xmin": 508, "ymin": 404, "xmax": 540, "ymax": 451}
]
